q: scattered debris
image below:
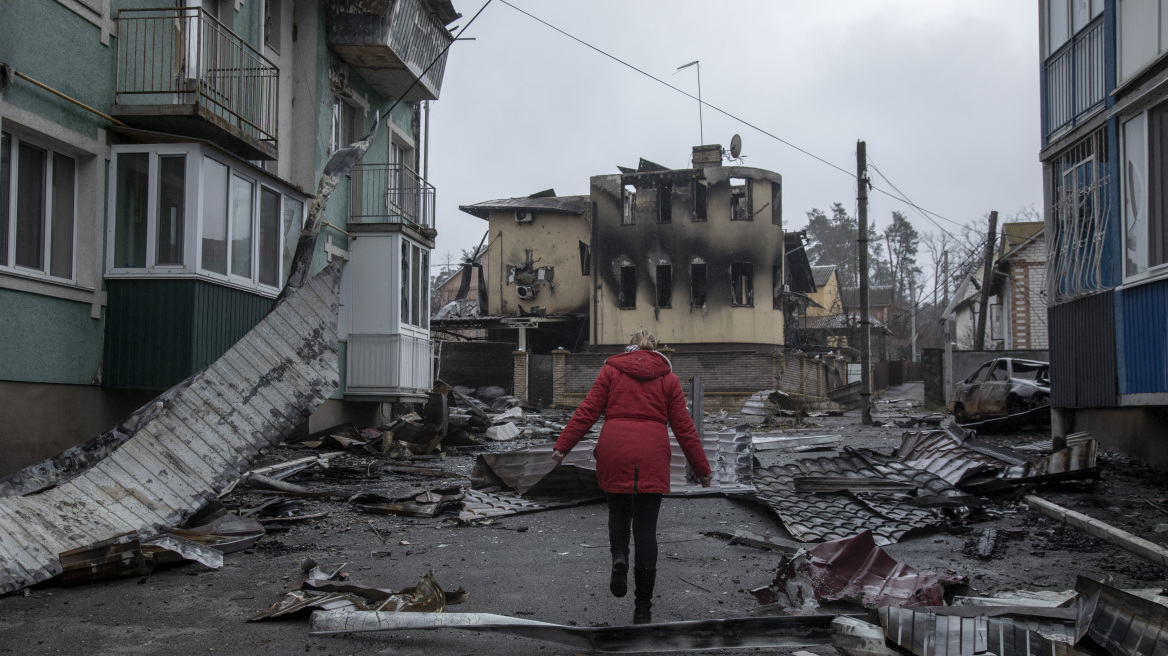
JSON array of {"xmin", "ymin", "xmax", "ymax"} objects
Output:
[
  {"xmin": 961, "ymin": 528, "xmax": 1004, "ymax": 561},
  {"xmin": 1026, "ymin": 495, "xmax": 1168, "ymax": 569},
  {"xmin": 830, "ymin": 616, "xmax": 900, "ymax": 656},
  {"xmin": 751, "ymin": 530, "xmax": 964, "ymax": 610},
  {"xmin": 252, "ymin": 570, "xmax": 459, "ymax": 621},
  {"xmin": 309, "ymin": 611, "xmax": 842, "ymax": 652},
  {"xmin": 879, "ymin": 604, "xmax": 1078, "ymax": 656},
  {"xmin": 458, "ymin": 488, "xmax": 602, "ymax": 523},
  {"xmin": 702, "ymin": 529, "xmax": 805, "ymax": 553},
  {"xmin": 484, "ymin": 422, "xmax": 521, "ymax": 441}
]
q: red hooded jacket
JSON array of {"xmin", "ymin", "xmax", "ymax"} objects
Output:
[{"xmin": 554, "ymin": 350, "xmax": 712, "ymax": 494}]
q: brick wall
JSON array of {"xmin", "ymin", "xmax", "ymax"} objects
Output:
[{"xmin": 556, "ymin": 350, "xmax": 847, "ymax": 409}]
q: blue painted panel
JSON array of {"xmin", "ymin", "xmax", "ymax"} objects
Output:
[{"xmin": 1121, "ymin": 278, "xmax": 1168, "ymax": 394}]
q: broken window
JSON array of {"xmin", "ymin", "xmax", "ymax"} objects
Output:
[
  {"xmin": 656, "ymin": 264, "xmax": 672, "ymax": 308},
  {"xmin": 731, "ymin": 262, "xmax": 754, "ymax": 306},
  {"xmin": 657, "ymin": 181, "xmax": 672, "ymax": 223},
  {"xmin": 730, "ymin": 178, "xmax": 753, "ymax": 221},
  {"xmin": 622, "ymin": 184, "xmax": 636, "ymax": 225},
  {"xmin": 401, "ymin": 241, "xmax": 410, "ymax": 323},
  {"xmin": 691, "ymin": 261, "xmax": 707, "ymax": 308},
  {"xmin": 693, "ymin": 179, "xmax": 707, "ymax": 221},
  {"xmin": 772, "ymin": 265, "xmax": 783, "ymax": 310},
  {"xmin": 619, "ymin": 264, "xmax": 636, "ymax": 309},
  {"xmin": 771, "ymin": 182, "xmax": 782, "ymax": 226},
  {"xmin": 579, "ymin": 240, "xmax": 590, "ymax": 276}
]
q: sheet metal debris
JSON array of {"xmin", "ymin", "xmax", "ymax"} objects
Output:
[
  {"xmin": 252, "ymin": 570, "xmax": 458, "ymax": 621},
  {"xmin": 0, "ymin": 265, "xmax": 342, "ymax": 594},
  {"xmin": 831, "ymin": 616, "xmax": 900, "ymax": 656},
  {"xmin": 751, "ymin": 452, "xmax": 969, "ymax": 545},
  {"xmin": 58, "ymin": 533, "xmax": 152, "ymax": 586},
  {"xmin": 752, "ymin": 530, "xmax": 963, "ymax": 610},
  {"xmin": 458, "ymin": 488, "xmax": 602, "ymax": 523},
  {"xmin": 309, "ymin": 611, "xmax": 843, "ymax": 653},
  {"xmin": 753, "ymin": 434, "xmax": 843, "ymax": 453},
  {"xmin": 1076, "ymin": 575, "xmax": 1168, "ymax": 656},
  {"xmin": 879, "ymin": 605, "xmax": 1079, "ymax": 656},
  {"xmin": 896, "ymin": 424, "xmax": 1098, "ymax": 491}
]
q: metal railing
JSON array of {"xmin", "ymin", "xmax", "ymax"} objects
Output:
[
  {"xmin": 115, "ymin": 7, "xmax": 279, "ymax": 147},
  {"xmin": 349, "ymin": 163, "xmax": 436, "ymax": 230},
  {"xmin": 1045, "ymin": 16, "xmax": 1104, "ymax": 137}
]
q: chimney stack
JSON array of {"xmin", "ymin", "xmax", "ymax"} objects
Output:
[{"xmin": 692, "ymin": 144, "xmax": 722, "ymax": 169}]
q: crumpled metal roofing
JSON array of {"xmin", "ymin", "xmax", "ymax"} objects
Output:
[
  {"xmin": 0, "ymin": 264, "xmax": 343, "ymax": 594},
  {"xmin": 458, "ymin": 195, "xmax": 589, "ymax": 220},
  {"xmin": 471, "ymin": 427, "xmax": 754, "ymax": 498},
  {"xmin": 896, "ymin": 425, "xmax": 1097, "ymax": 490},
  {"xmin": 1076, "ymin": 575, "xmax": 1168, "ymax": 656},
  {"xmin": 754, "ymin": 530, "xmax": 964, "ymax": 609},
  {"xmin": 751, "ymin": 451, "xmax": 968, "ymax": 545}
]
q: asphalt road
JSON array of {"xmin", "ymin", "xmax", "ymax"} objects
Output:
[{"xmin": 1, "ymin": 392, "xmax": 1164, "ymax": 656}]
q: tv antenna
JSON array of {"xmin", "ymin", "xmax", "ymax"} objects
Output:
[{"xmin": 675, "ymin": 60, "xmax": 703, "ymax": 145}]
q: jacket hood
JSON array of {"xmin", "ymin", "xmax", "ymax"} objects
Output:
[{"xmin": 605, "ymin": 350, "xmax": 672, "ymax": 380}]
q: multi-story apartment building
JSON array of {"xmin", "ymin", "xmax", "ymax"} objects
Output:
[
  {"xmin": 1039, "ymin": 0, "xmax": 1168, "ymax": 464},
  {"xmin": 0, "ymin": 0, "xmax": 458, "ymax": 474}
]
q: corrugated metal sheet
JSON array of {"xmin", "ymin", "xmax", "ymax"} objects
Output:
[
  {"xmin": 457, "ymin": 488, "xmax": 600, "ymax": 523},
  {"xmin": 1049, "ymin": 290, "xmax": 1116, "ymax": 407},
  {"xmin": 1121, "ymin": 279, "xmax": 1168, "ymax": 395},
  {"xmin": 0, "ymin": 264, "xmax": 342, "ymax": 594},
  {"xmin": 104, "ymin": 279, "xmax": 271, "ymax": 388},
  {"xmin": 880, "ymin": 606, "xmax": 1080, "ymax": 656},
  {"xmin": 1076, "ymin": 575, "xmax": 1168, "ymax": 656}
]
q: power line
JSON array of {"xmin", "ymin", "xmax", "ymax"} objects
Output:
[{"xmin": 497, "ymin": 0, "xmax": 970, "ymax": 230}]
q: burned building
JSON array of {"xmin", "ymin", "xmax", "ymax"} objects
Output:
[{"xmin": 450, "ymin": 145, "xmax": 788, "ymax": 353}]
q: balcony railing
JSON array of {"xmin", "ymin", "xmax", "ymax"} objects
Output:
[
  {"xmin": 1045, "ymin": 16, "xmax": 1105, "ymax": 137},
  {"xmin": 350, "ymin": 163, "xmax": 436, "ymax": 231},
  {"xmin": 114, "ymin": 7, "xmax": 278, "ymax": 158}
]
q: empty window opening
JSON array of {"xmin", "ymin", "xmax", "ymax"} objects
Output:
[
  {"xmin": 693, "ymin": 180, "xmax": 707, "ymax": 221},
  {"xmin": 730, "ymin": 178, "xmax": 753, "ymax": 220},
  {"xmin": 731, "ymin": 262, "xmax": 754, "ymax": 306},
  {"xmin": 657, "ymin": 181, "xmax": 672, "ymax": 223},
  {"xmin": 656, "ymin": 264, "xmax": 672, "ymax": 308},
  {"xmin": 579, "ymin": 240, "xmax": 590, "ymax": 276},
  {"xmin": 691, "ymin": 262, "xmax": 707, "ymax": 308},
  {"xmin": 772, "ymin": 265, "xmax": 783, "ymax": 309},
  {"xmin": 622, "ymin": 184, "xmax": 636, "ymax": 225},
  {"xmin": 771, "ymin": 183, "xmax": 782, "ymax": 226},
  {"xmin": 619, "ymin": 264, "xmax": 637, "ymax": 309}
]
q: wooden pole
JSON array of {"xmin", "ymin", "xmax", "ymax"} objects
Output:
[
  {"xmin": 974, "ymin": 211, "xmax": 999, "ymax": 350},
  {"xmin": 857, "ymin": 141, "xmax": 873, "ymax": 425}
]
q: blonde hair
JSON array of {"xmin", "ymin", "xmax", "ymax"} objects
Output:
[{"xmin": 629, "ymin": 329, "xmax": 658, "ymax": 351}]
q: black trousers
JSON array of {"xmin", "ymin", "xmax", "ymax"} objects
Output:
[{"xmin": 606, "ymin": 492, "xmax": 663, "ymax": 571}]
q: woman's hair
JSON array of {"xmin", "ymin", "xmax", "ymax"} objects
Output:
[{"xmin": 629, "ymin": 329, "xmax": 657, "ymax": 351}]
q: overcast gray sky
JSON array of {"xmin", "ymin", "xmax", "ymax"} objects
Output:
[{"xmin": 427, "ymin": 1, "xmax": 1041, "ymax": 280}]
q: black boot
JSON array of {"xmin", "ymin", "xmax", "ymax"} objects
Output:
[
  {"xmin": 632, "ymin": 566, "xmax": 655, "ymax": 624},
  {"xmin": 610, "ymin": 556, "xmax": 628, "ymax": 597}
]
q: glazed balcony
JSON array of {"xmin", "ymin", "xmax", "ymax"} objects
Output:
[
  {"xmin": 324, "ymin": 0, "xmax": 456, "ymax": 101},
  {"xmin": 350, "ymin": 163, "xmax": 436, "ymax": 235},
  {"xmin": 112, "ymin": 7, "xmax": 278, "ymax": 161},
  {"xmin": 1044, "ymin": 15, "xmax": 1104, "ymax": 138}
]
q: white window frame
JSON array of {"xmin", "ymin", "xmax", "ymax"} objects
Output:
[
  {"xmin": 397, "ymin": 235, "xmax": 430, "ymax": 335},
  {"xmin": 106, "ymin": 143, "xmax": 307, "ymax": 297},
  {"xmin": 0, "ymin": 130, "xmax": 79, "ymax": 284},
  {"xmin": 1047, "ymin": 0, "xmax": 1104, "ymax": 56},
  {"xmin": 1120, "ymin": 106, "xmax": 1168, "ymax": 286}
]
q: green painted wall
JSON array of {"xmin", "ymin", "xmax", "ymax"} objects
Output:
[
  {"xmin": 104, "ymin": 279, "xmax": 271, "ymax": 388},
  {"xmin": 0, "ymin": 289, "xmax": 104, "ymax": 385}
]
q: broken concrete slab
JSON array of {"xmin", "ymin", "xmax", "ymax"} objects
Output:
[{"xmin": 309, "ymin": 611, "xmax": 843, "ymax": 652}]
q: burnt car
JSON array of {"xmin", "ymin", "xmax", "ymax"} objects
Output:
[{"xmin": 949, "ymin": 358, "xmax": 1050, "ymax": 423}]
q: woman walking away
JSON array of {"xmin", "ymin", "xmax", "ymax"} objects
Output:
[{"xmin": 552, "ymin": 330, "xmax": 712, "ymax": 624}]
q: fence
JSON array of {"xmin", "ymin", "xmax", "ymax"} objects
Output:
[{"xmin": 349, "ymin": 163, "xmax": 436, "ymax": 231}]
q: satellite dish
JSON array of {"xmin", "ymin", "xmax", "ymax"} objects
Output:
[{"xmin": 729, "ymin": 134, "xmax": 742, "ymax": 159}]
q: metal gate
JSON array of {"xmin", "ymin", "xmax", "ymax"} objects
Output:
[{"xmin": 528, "ymin": 354, "xmax": 555, "ymax": 408}]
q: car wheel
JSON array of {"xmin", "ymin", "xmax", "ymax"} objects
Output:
[
  {"xmin": 1006, "ymin": 395, "xmax": 1028, "ymax": 416},
  {"xmin": 953, "ymin": 403, "xmax": 969, "ymax": 424}
]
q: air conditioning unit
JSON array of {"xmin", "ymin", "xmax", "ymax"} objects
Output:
[
  {"xmin": 516, "ymin": 285, "xmax": 536, "ymax": 300},
  {"xmin": 515, "ymin": 210, "xmax": 533, "ymax": 223}
]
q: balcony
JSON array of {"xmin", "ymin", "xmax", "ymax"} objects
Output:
[
  {"xmin": 1045, "ymin": 16, "xmax": 1105, "ymax": 138},
  {"xmin": 324, "ymin": 0, "xmax": 456, "ymax": 101},
  {"xmin": 350, "ymin": 163, "xmax": 436, "ymax": 236},
  {"xmin": 112, "ymin": 7, "xmax": 278, "ymax": 161}
]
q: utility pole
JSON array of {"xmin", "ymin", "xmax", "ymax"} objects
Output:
[
  {"xmin": 942, "ymin": 250, "xmax": 949, "ymax": 308},
  {"xmin": 974, "ymin": 211, "xmax": 999, "ymax": 351},
  {"xmin": 857, "ymin": 141, "xmax": 873, "ymax": 425},
  {"xmin": 909, "ymin": 276, "xmax": 917, "ymax": 362},
  {"xmin": 942, "ymin": 248, "xmax": 952, "ymax": 403}
]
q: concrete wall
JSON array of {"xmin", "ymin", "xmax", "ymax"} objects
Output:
[
  {"xmin": 0, "ymin": 381, "xmax": 156, "ymax": 477},
  {"xmin": 1072, "ymin": 406, "xmax": 1168, "ymax": 470},
  {"xmin": 590, "ymin": 168, "xmax": 786, "ymax": 348},
  {"xmin": 486, "ymin": 209, "xmax": 590, "ymax": 315}
]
